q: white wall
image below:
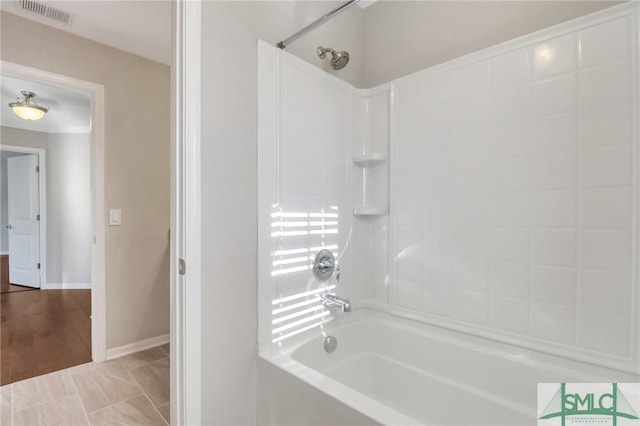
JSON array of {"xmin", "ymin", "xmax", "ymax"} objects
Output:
[
  {"xmin": 390, "ymin": 9, "xmax": 637, "ymax": 371},
  {"xmin": 47, "ymin": 133, "xmax": 91, "ymax": 286},
  {"xmin": 1, "ymin": 126, "xmax": 91, "ymax": 286},
  {"xmin": 362, "ymin": 1, "xmax": 622, "ymax": 87}
]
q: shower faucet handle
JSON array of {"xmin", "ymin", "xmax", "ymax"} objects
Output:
[{"xmin": 313, "ymin": 249, "xmax": 340, "ymax": 282}]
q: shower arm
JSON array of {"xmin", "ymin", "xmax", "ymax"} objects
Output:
[{"xmin": 277, "ymin": 0, "xmax": 360, "ymax": 49}]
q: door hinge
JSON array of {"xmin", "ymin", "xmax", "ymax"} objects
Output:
[
  {"xmin": 37, "ymin": 214, "xmax": 40, "ymax": 221},
  {"xmin": 178, "ymin": 258, "xmax": 186, "ymax": 275},
  {"xmin": 36, "ymin": 166, "xmax": 39, "ymax": 173},
  {"xmin": 37, "ymin": 263, "xmax": 40, "ymax": 269}
]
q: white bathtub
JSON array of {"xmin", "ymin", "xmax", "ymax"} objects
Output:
[{"xmin": 259, "ymin": 309, "xmax": 640, "ymax": 425}]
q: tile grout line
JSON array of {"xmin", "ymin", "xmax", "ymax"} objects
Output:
[
  {"xmin": 141, "ymin": 392, "xmax": 169, "ymax": 426},
  {"xmin": 68, "ymin": 367, "xmax": 92, "ymax": 426},
  {"xmin": 124, "ymin": 351, "xmax": 169, "ymax": 425},
  {"xmin": 71, "ymin": 364, "xmax": 113, "ymax": 417}
]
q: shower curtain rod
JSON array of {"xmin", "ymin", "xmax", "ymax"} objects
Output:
[{"xmin": 277, "ymin": 0, "xmax": 360, "ymax": 49}]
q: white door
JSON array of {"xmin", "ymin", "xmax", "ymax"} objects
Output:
[{"xmin": 7, "ymin": 154, "xmax": 40, "ymax": 288}]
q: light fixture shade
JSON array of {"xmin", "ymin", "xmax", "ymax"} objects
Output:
[{"xmin": 9, "ymin": 91, "xmax": 49, "ymax": 121}]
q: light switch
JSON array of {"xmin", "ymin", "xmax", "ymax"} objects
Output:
[{"xmin": 109, "ymin": 209, "xmax": 122, "ymax": 226}]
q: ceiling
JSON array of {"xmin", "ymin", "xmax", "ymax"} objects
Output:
[
  {"xmin": 1, "ymin": 1, "xmax": 170, "ymax": 133},
  {"xmin": 2, "ymin": 0, "xmax": 172, "ymax": 65},
  {"xmin": 1, "ymin": 75, "xmax": 91, "ymax": 133}
]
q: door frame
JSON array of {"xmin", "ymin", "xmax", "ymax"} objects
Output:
[
  {"xmin": 1, "ymin": 60, "xmax": 107, "ymax": 362},
  {"xmin": 1, "ymin": 145, "xmax": 46, "ymax": 288},
  {"xmin": 173, "ymin": 0, "xmax": 202, "ymax": 424}
]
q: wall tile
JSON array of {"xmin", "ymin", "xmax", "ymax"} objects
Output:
[
  {"xmin": 486, "ymin": 156, "xmax": 532, "ymax": 192},
  {"xmin": 578, "ymin": 61, "xmax": 631, "ymax": 108},
  {"xmin": 530, "ymin": 302, "xmax": 575, "ymax": 344},
  {"xmin": 392, "ymin": 15, "xmax": 637, "ymax": 361},
  {"xmin": 531, "ymin": 74, "xmax": 576, "ymax": 116},
  {"xmin": 578, "ymin": 188, "xmax": 632, "ymax": 229},
  {"xmin": 423, "ymin": 282, "xmax": 455, "ymax": 318},
  {"xmin": 579, "ymin": 145, "xmax": 632, "ymax": 188},
  {"xmin": 456, "ymin": 95, "xmax": 492, "ymax": 128},
  {"xmin": 451, "ymin": 194, "xmax": 491, "ymax": 227},
  {"xmin": 579, "ymin": 102, "xmax": 632, "ymax": 148},
  {"xmin": 424, "ymin": 255, "xmax": 455, "ymax": 287},
  {"xmin": 489, "ymin": 228, "xmax": 529, "ymax": 263},
  {"xmin": 397, "ymin": 280, "xmax": 424, "ymax": 311},
  {"xmin": 455, "ymin": 60, "xmax": 491, "ymax": 98},
  {"xmin": 455, "ymin": 227, "xmax": 490, "ymax": 259},
  {"xmin": 578, "ymin": 229, "xmax": 632, "ymax": 272},
  {"xmin": 529, "ymin": 113, "xmax": 577, "ymax": 155},
  {"xmin": 397, "ymin": 242, "xmax": 424, "ymax": 282},
  {"xmin": 529, "ymin": 151, "xmax": 576, "ymax": 191},
  {"xmin": 485, "ymin": 193, "xmax": 530, "ymax": 227},
  {"xmin": 531, "ymin": 229, "xmax": 576, "ymax": 268},
  {"xmin": 576, "ymin": 310, "xmax": 630, "ymax": 356},
  {"xmin": 425, "ymin": 195, "xmax": 454, "ymax": 226},
  {"xmin": 531, "ymin": 190, "xmax": 576, "ymax": 228},
  {"xmin": 490, "ymin": 262, "xmax": 529, "ymax": 298},
  {"xmin": 580, "ymin": 18, "xmax": 631, "ymax": 68},
  {"xmin": 491, "ymin": 47, "xmax": 531, "ymax": 88},
  {"xmin": 425, "ymin": 225, "xmax": 457, "ymax": 257},
  {"xmin": 454, "ymin": 290, "xmax": 489, "ymax": 325},
  {"xmin": 533, "ymin": 34, "xmax": 577, "ymax": 79},
  {"xmin": 454, "ymin": 258, "xmax": 489, "ymax": 292},
  {"xmin": 491, "ymin": 85, "xmax": 530, "ymax": 123},
  {"xmin": 579, "ymin": 270, "xmax": 631, "ymax": 315},
  {"xmin": 490, "ymin": 120, "xmax": 534, "ymax": 159},
  {"xmin": 530, "ymin": 266, "xmax": 577, "ymax": 306},
  {"xmin": 490, "ymin": 295, "xmax": 529, "ymax": 334}
]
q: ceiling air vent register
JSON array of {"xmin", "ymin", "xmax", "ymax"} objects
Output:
[{"xmin": 15, "ymin": 0, "xmax": 72, "ymax": 25}]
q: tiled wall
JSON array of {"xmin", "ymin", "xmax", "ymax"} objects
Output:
[
  {"xmin": 258, "ymin": 42, "xmax": 353, "ymax": 345},
  {"xmin": 391, "ymin": 13, "xmax": 637, "ymax": 365}
]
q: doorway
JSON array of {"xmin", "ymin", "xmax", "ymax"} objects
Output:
[
  {"xmin": 1, "ymin": 146, "xmax": 45, "ymax": 295},
  {"xmin": 0, "ymin": 61, "xmax": 106, "ymax": 384}
]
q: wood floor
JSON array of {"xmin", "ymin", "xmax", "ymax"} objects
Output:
[
  {"xmin": 0, "ymin": 255, "xmax": 38, "ymax": 294},
  {"xmin": 1, "ymin": 289, "xmax": 92, "ymax": 385}
]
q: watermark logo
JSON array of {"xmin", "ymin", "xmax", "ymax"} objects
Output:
[{"xmin": 538, "ymin": 383, "xmax": 640, "ymax": 426}]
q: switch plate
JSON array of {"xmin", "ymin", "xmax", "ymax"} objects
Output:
[{"xmin": 109, "ymin": 209, "xmax": 122, "ymax": 226}]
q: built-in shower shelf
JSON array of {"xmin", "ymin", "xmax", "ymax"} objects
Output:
[
  {"xmin": 353, "ymin": 153, "xmax": 387, "ymax": 167},
  {"xmin": 353, "ymin": 207, "xmax": 387, "ymax": 216}
]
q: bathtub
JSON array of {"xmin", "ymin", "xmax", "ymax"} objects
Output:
[{"xmin": 259, "ymin": 309, "xmax": 640, "ymax": 425}]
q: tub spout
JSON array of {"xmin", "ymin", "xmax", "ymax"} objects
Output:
[{"xmin": 321, "ymin": 293, "xmax": 351, "ymax": 313}]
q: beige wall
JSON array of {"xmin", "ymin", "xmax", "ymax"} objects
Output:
[
  {"xmin": 1, "ymin": 126, "xmax": 92, "ymax": 286},
  {"xmin": 1, "ymin": 12, "xmax": 171, "ymax": 349},
  {"xmin": 362, "ymin": 1, "xmax": 622, "ymax": 87},
  {"xmin": 200, "ymin": 2, "xmax": 363, "ymax": 423}
]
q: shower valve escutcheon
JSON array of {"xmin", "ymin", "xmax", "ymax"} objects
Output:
[{"xmin": 312, "ymin": 249, "xmax": 340, "ymax": 282}]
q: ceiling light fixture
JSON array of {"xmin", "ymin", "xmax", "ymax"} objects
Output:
[{"xmin": 9, "ymin": 91, "xmax": 50, "ymax": 121}]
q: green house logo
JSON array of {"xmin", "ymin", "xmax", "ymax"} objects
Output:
[{"xmin": 539, "ymin": 383, "xmax": 639, "ymax": 426}]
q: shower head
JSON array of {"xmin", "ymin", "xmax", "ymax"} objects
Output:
[{"xmin": 317, "ymin": 46, "xmax": 350, "ymax": 70}]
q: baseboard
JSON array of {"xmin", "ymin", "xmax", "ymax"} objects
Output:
[
  {"xmin": 106, "ymin": 333, "xmax": 170, "ymax": 361},
  {"xmin": 0, "ymin": 252, "xmax": 8, "ymax": 256},
  {"xmin": 43, "ymin": 282, "xmax": 91, "ymax": 290}
]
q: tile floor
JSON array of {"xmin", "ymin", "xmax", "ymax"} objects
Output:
[{"xmin": 0, "ymin": 344, "xmax": 169, "ymax": 425}]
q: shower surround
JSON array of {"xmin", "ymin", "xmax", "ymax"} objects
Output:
[{"xmin": 258, "ymin": 3, "xmax": 640, "ymax": 424}]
